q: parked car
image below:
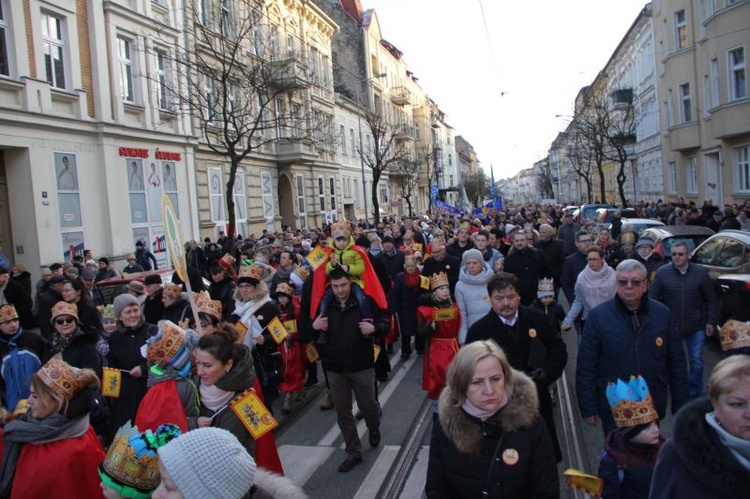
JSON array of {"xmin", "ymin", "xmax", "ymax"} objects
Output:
[
  {"xmin": 574, "ymin": 203, "xmax": 615, "ymax": 224},
  {"xmin": 96, "ymin": 269, "xmax": 211, "ymax": 305},
  {"xmin": 640, "ymin": 226, "xmax": 715, "ymax": 262},
  {"xmin": 716, "ymin": 274, "xmax": 750, "ymax": 324},
  {"xmin": 593, "ymin": 207, "xmax": 637, "ymax": 228},
  {"xmin": 691, "ymin": 230, "xmax": 750, "ymax": 283},
  {"xmin": 619, "ymin": 218, "xmax": 665, "ymax": 235}
]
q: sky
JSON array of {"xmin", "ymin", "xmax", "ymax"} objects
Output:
[{"xmin": 366, "ymin": 0, "xmax": 650, "ymax": 180}]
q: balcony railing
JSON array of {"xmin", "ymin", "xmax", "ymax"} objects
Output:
[
  {"xmin": 267, "ymin": 58, "xmax": 309, "ymax": 91},
  {"xmin": 274, "ymin": 138, "xmax": 317, "ymax": 164},
  {"xmin": 393, "ymin": 124, "xmax": 415, "ymax": 141},
  {"xmin": 390, "ymin": 86, "xmax": 412, "ymax": 106}
]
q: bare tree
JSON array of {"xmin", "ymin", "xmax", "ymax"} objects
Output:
[
  {"xmin": 573, "ymin": 91, "xmax": 611, "ymax": 203},
  {"xmin": 605, "ymin": 89, "xmax": 637, "ymax": 207},
  {"xmin": 150, "ymin": 0, "xmax": 323, "ymax": 252},
  {"xmin": 360, "ymin": 111, "xmax": 409, "ymax": 224},
  {"xmin": 463, "ymin": 169, "xmax": 490, "ymax": 208},
  {"xmin": 566, "ymin": 130, "xmax": 594, "ymax": 203},
  {"xmin": 391, "ymin": 157, "xmax": 420, "ymax": 217},
  {"xmin": 536, "ymin": 161, "xmax": 555, "ymax": 200}
]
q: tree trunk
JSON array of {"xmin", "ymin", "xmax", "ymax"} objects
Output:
[
  {"xmin": 225, "ymin": 160, "xmax": 238, "ymax": 256},
  {"xmin": 371, "ymin": 170, "xmax": 381, "ymax": 225},
  {"xmin": 617, "ymin": 161, "xmax": 628, "ymax": 207},
  {"xmin": 597, "ymin": 165, "xmax": 606, "ymax": 203}
]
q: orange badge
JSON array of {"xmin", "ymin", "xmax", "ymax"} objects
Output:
[
  {"xmin": 502, "ymin": 448, "xmax": 519, "ymax": 465},
  {"xmin": 655, "ymin": 337, "xmax": 664, "ymax": 347},
  {"xmin": 528, "ymin": 329, "xmax": 537, "ymax": 338}
]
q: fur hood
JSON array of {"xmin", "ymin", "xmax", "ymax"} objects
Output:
[
  {"xmin": 437, "ymin": 369, "xmax": 539, "ymax": 455},
  {"xmin": 249, "ymin": 468, "xmax": 308, "ymax": 499}
]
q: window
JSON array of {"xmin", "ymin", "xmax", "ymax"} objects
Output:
[
  {"xmin": 309, "ymin": 48, "xmax": 319, "ymax": 84},
  {"xmin": 710, "ymin": 58, "xmax": 720, "ymax": 108},
  {"xmin": 329, "ymin": 177, "xmax": 336, "ymax": 212},
  {"xmin": 728, "ymin": 47, "xmax": 746, "ymax": 101},
  {"xmin": 448, "ymin": 153, "xmax": 453, "ymax": 166},
  {"xmin": 197, "ymin": 0, "xmax": 208, "ymax": 25},
  {"xmin": 221, "ymin": 0, "xmax": 232, "ymax": 38},
  {"xmin": 233, "ymin": 169, "xmax": 247, "ymax": 236},
  {"xmin": 703, "ymin": 75, "xmax": 711, "ymax": 118},
  {"xmin": 686, "ymin": 157, "xmax": 698, "ymax": 194},
  {"xmin": 317, "ymin": 176, "xmax": 325, "ymax": 212},
  {"xmin": 354, "ymin": 177, "xmax": 360, "ymax": 206},
  {"xmin": 295, "ymin": 175, "xmax": 307, "ymax": 228},
  {"xmin": 449, "ymin": 175, "xmax": 454, "ymax": 187},
  {"xmin": 286, "ymin": 33, "xmax": 295, "ymax": 58},
  {"xmin": 737, "ymin": 145, "xmax": 750, "ymax": 193},
  {"xmin": 668, "ymin": 161, "xmax": 677, "ymax": 195},
  {"xmin": 41, "ymin": 12, "xmax": 66, "ymax": 89},
  {"xmin": 118, "ymin": 37, "xmax": 135, "ymax": 103},
  {"xmin": 155, "ymin": 49, "xmax": 170, "ymax": 110},
  {"xmin": 208, "ymin": 167, "xmax": 224, "ymax": 222},
  {"xmin": 205, "ymin": 80, "xmax": 216, "ymax": 122},
  {"xmin": 679, "ymin": 83, "xmax": 692, "ymax": 123},
  {"xmin": 270, "ymin": 25, "xmax": 279, "ymax": 60},
  {"xmin": 0, "ymin": 0, "xmax": 10, "ymax": 77},
  {"xmin": 275, "ymin": 98, "xmax": 286, "ymax": 138},
  {"xmin": 339, "ymin": 125, "xmax": 346, "ymax": 154},
  {"xmin": 665, "ymin": 89, "xmax": 674, "ymax": 128},
  {"xmin": 704, "ymin": 0, "xmax": 715, "ymax": 19},
  {"xmin": 379, "ymin": 182, "xmax": 388, "ymax": 203},
  {"xmin": 350, "ymin": 129, "xmax": 356, "ymax": 156},
  {"xmin": 675, "ymin": 10, "xmax": 687, "ymax": 50}
]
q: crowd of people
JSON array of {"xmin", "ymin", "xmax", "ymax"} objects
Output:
[{"xmin": 0, "ymin": 196, "xmax": 747, "ymax": 498}]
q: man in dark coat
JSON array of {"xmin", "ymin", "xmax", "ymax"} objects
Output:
[
  {"xmin": 142, "ymin": 274, "xmax": 165, "ymax": 325},
  {"xmin": 502, "ymin": 231, "xmax": 553, "ymax": 306},
  {"xmin": 376, "ymin": 236, "xmax": 404, "ymax": 284},
  {"xmin": 0, "ymin": 267, "xmax": 36, "ymax": 330},
  {"xmin": 534, "ymin": 224, "xmax": 564, "ymax": 299},
  {"xmin": 466, "ymin": 272, "xmax": 568, "ymax": 462},
  {"xmin": 134, "ymin": 241, "xmax": 158, "ymax": 271},
  {"xmin": 576, "ymin": 259, "xmax": 690, "ymax": 436},
  {"xmin": 208, "ymin": 265, "xmax": 236, "ymax": 321},
  {"xmin": 36, "ymin": 275, "xmax": 65, "ymax": 339},
  {"xmin": 557, "ymin": 212, "xmax": 581, "ymax": 256},
  {"xmin": 560, "ymin": 230, "xmax": 592, "ymax": 304},
  {"xmin": 446, "ymin": 224, "xmax": 475, "ymax": 261},
  {"xmin": 421, "ymin": 236, "xmax": 459, "ymax": 296}
]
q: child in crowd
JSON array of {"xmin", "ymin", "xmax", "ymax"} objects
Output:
[
  {"xmin": 0, "ymin": 304, "xmax": 45, "ymax": 412},
  {"xmin": 96, "ymin": 304, "xmax": 117, "ymax": 366},
  {"xmin": 530, "ymin": 278, "xmax": 566, "ymax": 338},
  {"xmin": 274, "ymin": 283, "xmax": 305, "ymax": 414},
  {"xmin": 598, "ymin": 376, "xmax": 664, "ymax": 499}
]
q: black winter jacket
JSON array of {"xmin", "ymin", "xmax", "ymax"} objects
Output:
[
  {"xmin": 560, "ymin": 251, "xmax": 587, "ymax": 304},
  {"xmin": 648, "ymin": 262, "xmax": 717, "ymax": 336},
  {"xmin": 534, "ymin": 238, "xmax": 565, "ymax": 282},
  {"xmin": 598, "ymin": 431, "xmax": 663, "ymax": 499},
  {"xmin": 503, "ymin": 248, "xmax": 553, "ymax": 306},
  {"xmin": 209, "ymin": 276, "xmax": 236, "ymax": 320},
  {"xmin": 421, "ymin": 254, "xmax": 460, "ymax": 296},
  {"xmin": 44, "ymin": 328, "xmax": 101, "ymax": 377},
  {"xmin": 426, "ymin": 370, "xmax": 558, "ymax": 498}
]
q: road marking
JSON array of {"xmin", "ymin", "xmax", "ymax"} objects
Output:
[
  {"xmin": 353, "ymin": 445, "xmax": 400, "ymax": 499},
  {"xmin": 277, "ymin": 444, "xmax": 336, "ymax": 487},
  {"xmin": 399, "ymin": 445, "xmax": 429, "ymax": 499}
]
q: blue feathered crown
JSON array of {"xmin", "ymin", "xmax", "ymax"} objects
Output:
[{"xmin": 605, "ymin": 376, "xmax": 659, "ymax": 428}]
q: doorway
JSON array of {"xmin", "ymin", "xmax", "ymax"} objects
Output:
[
  {"xmin": 704, "ymin": 153, "xmax": 722, "ymax": 206},
  {"xmin": 277, "ymin": 173, "xmax": 296, "ymax": 229}
]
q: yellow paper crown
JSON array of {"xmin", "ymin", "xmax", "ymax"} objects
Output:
[
  {"xmin": 275, "ymin": 283, "xmax": 293, "ymax": 297},
  {"xmin": 195, "ymin": 291, "xmax": 222, "ymax": 321},
  {"xmin": 162, "ymin": 283, "xmax": 182, "ymax": 300},
  {"xmin": 100, "ymin": 304, "xmax": 116, "ymax": 320},
  {"xmin": 430, "ymin": 272, "xmax": 450, "ymax": 290},
  {"xmin": 404, "ymin": 250, "xmax": 417, "ymax": 265},
  {"xmin": 720, "ymin": 320, "xmax": 750, "ymax": 351},
  {"xmin": 620, "ymin": 232, "xmax": 636, "ymax": 244},
  {"xmin": 37, "ymin": 356, "xmax": 93, "ymax": 400},
  {"xmin": 50, "ymin": 301, "xmax": 79, "ymax": 324},
  {"xmin": 238, "ymin": 264, "xmax": 263, "ymax": 283},
  {"xmin": 332, "ymin": 220, "xmax": 350, "ymax": 238},
  {"xmin": 294, "ymin": 265, "xmax": 310, "ymax": 280},
  {"xmin": 146, "ymin": 321, "xmax": 186, "ymax": 365},
  {"xmin": 0, "ymin": 305, "xmax": 18, "ymax": 324}
]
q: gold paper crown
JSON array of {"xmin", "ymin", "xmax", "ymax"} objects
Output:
[
  {"xmin": 719, "ymin": 320, "xmax": 750, "ymax": 351},
  {"xmin": 275, "ymin": 282, "xmax": 293, "ymax": 297},
  {"xmin": 0, "ymin": 305, "xmax": 18, "ymax": 324},
  {"xmin": 147, "ymin": 321, "xmax": 186, "ymax": 364},
  {"xmin": 162, "ymin": 283, "xmax": 182, "ymax": 300},
  {"xmin": 50, "ymin": 301, "xmax": 79, "ymax": 324},
  {"xmin": 37, "ymin": 356, "xmax": 93, "ymax": 400},
  {"xmin": 332, "ymin": 220, "xmax": 350, "ymax": 238},
  {"xmin": 459, "ymin": 221, "xmax": 471, "ymax": 231},
  {"xmin": 238, "ymin": 264, "xmax": 263, "ymax": 282},
  {"xmin": 620, "ymin": 233, "xmax": 636, "ymax": 244},
  {"xmin": 404, "ymin": 250, "xmax": 417, "ymax": 265},
  {"xmin": 294, "ymin": 265, "xmax": 310, "ymax": 280},
  {"xmin": 430, "ymin": 272, "xmax": 450, "ymax": 290},
  {"xmin": 219, "ymin": 253, "xmax": 235, "ymax": 269},
  {"xmin": 100, "ymin": 304, "xmax": 116, "ymax": 320},
  {"xmin": 538, "ymin": 278, "xmax": 555, "ymax": 293},
  {"xmin": 610, "ymin": 394, "xmax": 659, "ymax": 427},
  {"xmin": 195, "ymin": 291, "xmax": 222, "ymax": 321}
]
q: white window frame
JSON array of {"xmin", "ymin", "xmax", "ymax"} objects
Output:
[
  {"xmin": 379, "ymin": 182, "xmax": 388, "ymax": 203},
  {"xmin": 679, "ymin": 83, "xmax": 692, "ymax": 123},
  {"xmin": 155, "ymin": 48, "xmax": 170, "ymax": 110},
  {"xmin": 270, "ymin": 25, "xmax": 279, "ymax": 61},
  {"xmin": 736, "ymin": 145, "xmax": 750, "ymax": 193},
  {"xmin": 710, "ymin": 58, "xmax": 720, "ymax": 108},
  {"xmin": 118, "ymin": 36, "xmax": 135, "ymax": 103},
  {"xmin": 339, "ymin": 124, "xmax": 346, "ymax": 154},
  {"xmin": 41, "ymin": 11, "xmax": 67, "ymax": 89},
  {"xmin": 295, "ymin": 174, "xmax": 307, "ymax": 229},
  {"xmin": 329, "ymin": 176, "xmax": 336, "ymax": 214},
  {"xmin": 728, "ymin": 46, "xmax": 746, "ymax": 101},
  {"xmin": 686, "ymin": 157, "xmax": 698, "ymax": 194},
  {"xmin": 205, "ymin": 80, "xmax": 216, "ymax": 123},
  {"xmin": 0, "ymin": 0, "xmax": 12, "ymax": 77},
  {"xmin": 233, "ymin": 169, "xmax": 248, "ymax": 237},
  {"xmin": 275, "ymin": 98, "xmax": 285, "ymax": 139},
  {"xmin": 667, "ymin": 161, "xmax": 677, "ymax": 195},
  {"xmin": 286, "ymin": 32, "xmax": 294, "ymax": 59},
  {"xmin": 675, "ymin": 10, "xmax": 687, "ymax": 51},
  {"xmin": 317, "ymin": 175, "xmax": 325, "ymax": 212},
  {"xmin": 221, "ymin": 0, "xmax": 232, "ymax": 38},
  {"xmin": 208, "ymin": 167, "xmax": 225, "ymax": 222}
]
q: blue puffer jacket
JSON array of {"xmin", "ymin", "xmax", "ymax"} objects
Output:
[
  {"xmin": 648, "ymin": 262, "xmax": 717, "ymax": 336},
  {"xmin": 576, "ymin": 295, "xmax": 689, "ymax": 430}
]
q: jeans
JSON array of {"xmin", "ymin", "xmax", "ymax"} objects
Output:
[{"xmin": 684, "ymin": 330, "xmax": 705, "ymax": 398}]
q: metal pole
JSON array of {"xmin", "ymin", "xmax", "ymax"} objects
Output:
[{"xmin": 356, "ymin": 81, "xmax": 369, "ymax": 225}]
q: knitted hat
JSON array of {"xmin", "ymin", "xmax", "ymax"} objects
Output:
[
  {"xmin": 537, "ymin": 278, "xmax": 555, "ymax": 298},
  {"xmin": 113, "ymin": 293, "xmax": 141, "ymax": 319},
  {"xmin": 99, "ymin": 422, "xmax": 182, "ymax": 499},
  {"xmin": 128, "ymin": 281, "xmax": 146, "ymax": 295},
  {"xmin": 157, "ymin": 427, "xmax": 256, "ymax": 499},
  {"xmin": 81, "ymin": 268, "xmax": 97, "ymax": 280},
  {"xmin": 0, "ymin": 305, "xmax": 18, "ymax": 324},
  {"xmin": 382, "ymin": 235, "xmax": 394, "ymax": 244},
  {"xmin": 636, "ymin": 237, "xmax": 654, "ymax": 248},
  {"xmin": 50, "ymin": 301, "xmax": 79, "ymax": 324},
  {"xmin": 144, "ymin": 274, "xmax": 162, "ymax": 286},
  {"xmin": 461, "ymin": 249, "xmax": 484, "ymax": 266}
]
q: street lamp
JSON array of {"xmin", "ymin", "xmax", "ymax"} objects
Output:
[{"xmin": 354, "ymin": 72, "xmax": 387, "ymax": 225}]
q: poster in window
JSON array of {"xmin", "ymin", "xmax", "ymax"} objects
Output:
[
  {"xmin": 127, "ymin": 159, "xmax": 145, "ymax": 191},
  {"xmin": 167, "ymin": 193, "xmax": 179, "ymax": 218},
  {"xmin": 163, "ymin": 162, "xmax": 177, "ymax": 192},
  {"xmin": 130, "ymin": 193, "xmax": 148, "ymax": 223},
  {"xmin": 54, "ymin": 153, "xmax": 79, "ymax": 191},
  {"xmin": 151, "ymin": 225, "xmax": 168, "ymax": 270},
  {"xmin": 132, "ymin": 227, "xmax": 150, "ymax": 251},
  {"xmin": 62, "ymin": 231, "xmax": 84, "ymax": 262},
  {"xmin": 58, "ymin": 193, "xmax": 82, "ymax": 228},
  {"xmin": 147, "ymin": 161, "xmax": 163, "ymax": 222}
]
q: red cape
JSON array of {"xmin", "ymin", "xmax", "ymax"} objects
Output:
[
  {"xmin": 135, "ymin": 379, "xmax": 189, "ymax": 433},
  {"xmin": 252, "ymin": 378, "xmax": 284, "ymax": 475},
  {"xmin": 309, "ymin": 245, "xmax": 388, "ymax": 318}
]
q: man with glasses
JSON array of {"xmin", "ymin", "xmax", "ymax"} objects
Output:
[
  {"xmin": 649, "ymin": 241, "xmax": 716, "ymax": 398},
  {"xmin": 576, "ymin": 259, "xmax": 689, "ymax": 435}
]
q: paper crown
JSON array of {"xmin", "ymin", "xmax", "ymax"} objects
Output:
[
  {"xmin": 195, "ymin": 291, "xmax": 222, "ymax": 321},
  {"xmin": 238, "ymin": 264, "xmax": 263, "ymax": 284},
  {"xmin": 99, "ymin": 422, "xmax": 182, "ymax": 498},
  {"xmin": 219, "ymin": 253, "xmax": 235, "ymax": 269},
  {"xmin": 100, "ymin": 304, "xmax": 116, "ymax": 320},
  {"xmin": 50, "ymin": 301, "xmax": 79, "ymax": 324},
  {"xmin": 275, "ymin": 282, "xmax": 293, "ymax": 297},
  {"xmin": 294, "ymin": 265, "xmax": 310, "ymax": 280},
  {"xmin": 0, "ymin": 305, "xmax": 18, "ymax": 324},
  {"xmin": 620, "ymin": 233, "xmax": 636, "ymax": 244},
  {"xmin": 538, "ymin": 278, "xmax": 555, "ymax": 297},
  {"xmin": 146, "ymin": 321, "xmax": 191, "ymax": 368},
  {"xmin": 430, "ymin": 272, "xmax": 450, "ymax": 290},
  {"xmin": 606, "ymin": 376, "xmax": 659, "ymax": 428},
  {"xmin": 162, "ymin": 283, "xmax": 182, "ymax": 300},
  {"xmin": 404, "ymin": 250, "xmax": 417, "ymax": 265},
  {"xmin": 37, "ymin": 356, "xmax": 94, "ymax": 400},
  {"xmin": 719, "ymin": 320, "xmax": 750, "ymax": 352},
  {"xmin": 459, "ymin": 221, "xmax": 471, "ymax": 231},
  {"xmin": 331, "ymin": 220, "xmax": 350, "ymax": 238}
]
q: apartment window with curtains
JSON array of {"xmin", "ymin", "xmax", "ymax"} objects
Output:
[
  {"xmin": 675, "ymin": 10, "xmax": 687, "ymax": 50},
  {"xmin": 41, "ymin": 12, "xmax": 66, "ymax": 89},
  {"xmin": 118, "ymin": 36, "xmax": 135, "ymax": 103},
  {"xmin": 729, "ymin": 47, "xmax": 746, "ymax": 101},
  {"xmin": 679, "ymin": 83, "xmax": 692, "ymax": 123},
  {"xmin": 737, "ymin": 145, "xmax": 750, "ymax": 193},
  {"xmin": 686, "ymin": 157, "xmax": 698, "ymax": 194},
  {"xmin": 155, "ymin": 49, "xmax": 170, "ymax": 110}
]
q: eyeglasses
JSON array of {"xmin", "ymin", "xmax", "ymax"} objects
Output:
[
  {"xmin": 587, "ymin": 257, "xmax": 602, "ymax": 261},
  {"xmin": 671, "ymin": 252, "xmax": 687, "ymax": 257},
  {"xmin": 617, "ymin": 278, "xmax": 645, "ymax": 287},
  {"xmin": 199, "ymin": 321, "xmax": 209, "ymax": 328},
  {"xmin": 578, "ymin": 239, "xmax": 592, "ymax": 243},
  {"xmin": 238, "ymin": 283, "xmax": 254, "ymax": 289},
  {"xmin": 55, "ymin": 317, "xmax": 76, "ymax": 325}
]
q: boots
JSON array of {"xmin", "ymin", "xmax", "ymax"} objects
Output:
[
  {"xmin": 282, "ymin": 393, "xmax": 292, "ymax": 414},
  {"xmin": 320, "ymin": 389, "xmax": 334, "ymax": 410}
]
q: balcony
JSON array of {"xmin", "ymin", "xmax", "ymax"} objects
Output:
[
  {"xmin": 390, "ymin": 86, "xmax": 412, "ymax": 106},
  {"xmin": 274, "ymin": 139, "xmax": 317, "ymax": 165},
  {"xmin": 709, "ymin": 99, "xmax": 750, "ymax": 140},
  {"xmin": 393, "ymin": 124, "xmax": 415, "ymax": 141},
  {"xmin": 267, "ymin": 58, "xmax": 309, "ymax": 91},
  {"xmin": 667, "ymin": 122, "xmax": 701, "ymax": 151}
]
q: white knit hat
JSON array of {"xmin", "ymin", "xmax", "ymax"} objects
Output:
[{"xmin": 157, "ymin": 428, "xmax": 256, "ymax": 499}]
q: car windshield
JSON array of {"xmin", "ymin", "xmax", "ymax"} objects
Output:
[{"xmin": 661, "ymin": 235, "xmax": 710, "ymax": 254}]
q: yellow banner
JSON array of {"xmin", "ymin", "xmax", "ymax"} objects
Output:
[
  {"xmin": 305, "ymin": 246, "xmax": 329, "ymax": 271},
  {"xmin": 162, "ymin": 194, "xmax": 187, "ymax": 282},
  {"xmin": 420, "ymin": 275, "xmax": 430, "ymax": 290},
  {"xmin": 229, "ymin": 389, "xmax": 279, "ymax": 440},
  {"xmin": 373, "ymin": 344, "xmax": 382, "ymax": 362},
  {"xmin": 434, "ymin": 307, "xmax": 456, "ymax": 322},
  {"xmin": 235, "ymin": 320, "xmax": 248, "ymax": 344},
  {"xmin": 283, "ymin": 320, "xmax": 297, "ymax": 334},
  {"xmin": 564, "ymin": 469, "xmax": 603, "ymax": 497},
  {"xmin": 13, "ymin": 399, "xmax": 29, "ymax": 417},
  {"xmin": 305, "ymin": 343, "xmax": 319, "ymax": 363},
  {"xmin": 267, "ymin": 316, "xmax": 288, "ymax": 344},
  {"xmin": 102, "ymin": 367, "xmax": 122, "ymax": 398},
  {"xmin": 412, "ymin": 243, "xmax": 423, "ymax": 254}
]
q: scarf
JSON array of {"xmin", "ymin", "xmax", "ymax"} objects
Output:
[
  {"xmin": 274, "ymin": 264, "xmax": 294, "ymax": 285},
  {"xmin": 0, "ymin": 414, "xmax": 90, "ymax": 493},
  {"xmin": 50, "ymin": 331, "xmax": 75, "ymax": 355},
  {"xmin": 706, "ymin": 412, "xmax": 750, "ymax": 470},
  {"xmin": 200, "ymin": 383, "xmax": 235, "ymax": 412},
  {"xmin": 461, "ymin": 392, "xmax": 509, "ymax": 422},
  {"xmin": 233, "ymin": 296, "xmax": 273, "ymax": 326},
  {"xmin": 575, "ymin": 261, "xmax": 617, "ymax": 310},
  {"xmin": 458, "ymin": 262, "xmax": 493, "ymax": 286},
  {"xmin": 404, "ymin": 270, "xmax": 421, "ymax": 290}
]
